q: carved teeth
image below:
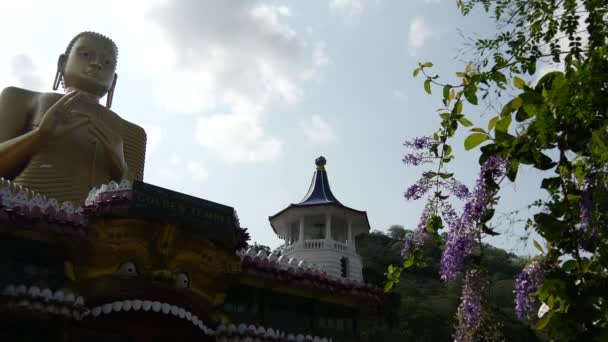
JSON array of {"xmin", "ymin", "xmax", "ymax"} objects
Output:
[
  {"xmin": 2, "ymin": 284, "xmax": 16, "ymax": 296},
  {"xmin": 41, "ymin": 288, "xmax": 53, "ymax": 301},
  {"xmin": 123, "ymin": 300, "xmax": 132, "ymax": 311},
  {"xmin": 64, "ymin": 293, "xmax": 75, "ymax": 304},
  {"xmin": 53, "ymin": 290, "xmax": 64, "ymax": 302},
  {"xmin": 142, "ymin": 300, "xmax": 152, "ymax": 311},
  {"xmin": 16, "ymin": 284, "xmax": 27, "ymax": 296},
  {"xmin": 112, "ymin": 301, "xmax": 123, "ymax": 312},
  {"xmin": 84, "ymin": 299, "xmax": 213, "ymax": 334}
]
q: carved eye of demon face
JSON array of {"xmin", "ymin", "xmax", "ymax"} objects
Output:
[
  {"xmin": 173, "ymin": 272, "xmax": 189, "ymax": 289},
  {"xmin": 116, "ymin": 261, "xmax": 138, "ymax": 277}
]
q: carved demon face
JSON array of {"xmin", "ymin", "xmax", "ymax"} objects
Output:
[{"xmin": 65, "ymin": 218, "xmax": 240, "ymax": 338}]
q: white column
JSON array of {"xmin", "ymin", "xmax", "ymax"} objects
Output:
[
  {"xmin": 325, "ymin": 212, "xmax": 332, "ymax": 241},
  {"xmin": 347, "ymin": 219, "xmax": 353, "ymax": 248},
  {"xmin": 298, "ymin": 217, "xmax": 305, "ymax": 244}
]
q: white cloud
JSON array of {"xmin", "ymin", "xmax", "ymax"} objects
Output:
[
  {"xmin": 301, "ymin": 41, "xmax": 331, "ymax": 80},
  {"xmin": 186, "ymin": 160, "xmax": 208, "ymax": 181},
  {"xmin": 196, "ymin": 95, "xmax": 281, "ymax": 162},
  {"xmin": 393, "ymin": 89, "xmax": 408, "ymax": 101},
  {"xmin": 300, "ymin": 114, "xmax": 337, "ymax": 144},
  {"xmin": 408, "ymin": 16, "xmax": 435, "ymax": 55},
  {"xmin": 329, "ymin": 0, "xmax": 366, "ymax": 17},
  {"xmin": 0, "ymin": 52, "xmax": 51, "ymax": 92},
  {"xmin": 117, "ymin": 0, "xmax": 328, "ymax": 163}
]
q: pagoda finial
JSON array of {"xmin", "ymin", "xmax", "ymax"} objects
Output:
[{"xmin": 315, "ymin": 156, "xmax": 327, "ymax": 170}]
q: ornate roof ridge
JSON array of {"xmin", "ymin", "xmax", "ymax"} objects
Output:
[{"xmin": 236, "ymin": 247, "xmax": 383, "ymax": 302}]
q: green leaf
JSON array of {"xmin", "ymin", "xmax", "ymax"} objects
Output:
[
  {"xmin": 514, "ymin": 76, "xmax": 526, "ymax": 89},
  {"xmin": 495, "ymin": 114, "xmax": 512, "ymax": 133},
  {"xmin": 453, "ymin": 101, "xmax": 463, "ymax": 115},
  {"xmin": 470, "ymin": 127, "xmax": 487, "ymax": 133},
  {"xmin": 424, "ymin": 79, "xmax": 432, "ymax": 94},
  {"xmin": 458, "ymin": 117, "xmax": 473, "ymax": 127},
  {"xmin": 535, "ymin": 311, "xmax": 553, "ymax": 330},
  {"xmin": 481, "ymin": 224, "xmax": 500, "ymax": 236},
  {"xmin": 506, "ymin": 160, "xmax": 519, "ymax": 182},
  {"xmin": 488, "ymin": 116, "xmax": 499, "ymax": 131},
  {"xmin": 443, "ymin": 85, "xmax": 452, "ymax": 100},
  {"xmin": 425, "ymin": 215, "xmax": 444, "ymax": 233},
  {"xmin": 480, "ymin": 209, "xmax": 495, "ymax": 223},
  {"xmin": 464, "ymin": 133, "xmax": 489, "ymax": 150},
  {"xmin": 561, "ymin": 259, "xmax": 577, "ymax": 272},
  {"xmin": 439, "ymin": 172, "xmax": 454, "ymax": 179},
  {"xmin": 464, "ymin": 84, "xmax": 478, "ymax": 105},
  {"xmin": 420, "ymin": 61, "xmax": 433, "ymax": 68},
  {"xmin": 533, "ymin": 240, "xmax": 544, "ymax": 254},
  {"xmin": 423, "ymin": 171, "xmax": 438, "ymax": 179},
  {"xmin": 413, "ymin": 67, "xmax": 421, "ymax": 77},
  {"xmin": 532, "ymin": 151, "xmax": 556, "ymax": 170},
  {"xmin": 534, "ymin": 213, "xmax": 568, "ymax": 240},
  {"xmin": 443, "ymin": 145, "xmax": 452, "ymax": 156},
  {"xmin": 384, "ymin": 281, "xmax": 394, "ymax": 292}
]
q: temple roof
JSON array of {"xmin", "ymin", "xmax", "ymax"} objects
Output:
[
  {"xmin": 295, "ymin": 156, "xmax": 342, "ymax": 207},
  {"xmin": 269, "ymin": 157, "xmax": 370, "ymax": 234}
]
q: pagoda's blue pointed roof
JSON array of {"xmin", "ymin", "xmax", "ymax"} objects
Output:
[
  {"xmin": 269, "ymin": 156, "xmax": 370, "ymax": 236},
  {"xmin": 295, "ymin": 156, "xmax": 343, "ymax": 207}
]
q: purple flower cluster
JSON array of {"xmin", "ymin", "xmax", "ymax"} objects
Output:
[
  {"xmin": 514, "ymin": 258, "xmax": 549, "ymax": 319},
  {"xmin": 404, "ymin": 177, "xmax": 432, "ymax": 201},
  {"xmin": 440, "ymin": 157, "xmax": 505, "ymax": 281},
  {"xmin": 445, "ymin": 178, "xmax": 471, "ymax": 200},
  {"xmin": 402, "ymin": 136, "xmax": 435, "ymax": 166},
  {"xmin": 401, "ymin": 202, "xmax": 432, "ymax": 258},
  {"xmin": 402, "ymin": 152, "xmax": 425, "ymax": 166},
  {"xmin": 404, "ymin": 136, "xmax": 434, "ymax": 150},
  {"xmin": 454, "ymin": 269, "xmax": 484, "ymax": 342},
  {"xmin": 578, "ymin": 178, "xmax": 596, "ymax": 252}
]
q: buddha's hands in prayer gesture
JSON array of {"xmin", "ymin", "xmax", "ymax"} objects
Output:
[
  {"xmin": 36, "ymin": 91, "xmax": 86, "ymax": 138},
  {"xmin": 37, "ymin": 90, "xmax": 128, "ymax": 180}
]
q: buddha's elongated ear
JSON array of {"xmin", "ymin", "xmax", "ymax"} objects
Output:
[
  {"xmin": 52, "ymin": 54, "xmax": 66, "ymax": 91},
  {"xmin": 106, "ymin": 73, "xmax": 118, "ymax": 108}
]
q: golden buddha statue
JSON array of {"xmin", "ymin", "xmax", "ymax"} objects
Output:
[{"xmin": 0, "ymin": 32, "xmax": 146, "ymax": 205}]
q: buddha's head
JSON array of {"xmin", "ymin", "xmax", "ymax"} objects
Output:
[{"xmin": 55, "ymin": 32, "xmax": 118, "ymax": 105}]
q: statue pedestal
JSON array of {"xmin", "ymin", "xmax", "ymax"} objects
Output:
[{"xmin": 0, "ymin": 180, "xmax": 243, "ymax": 340}]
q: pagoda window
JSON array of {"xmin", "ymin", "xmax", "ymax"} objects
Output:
[{"xmin": 340, "ymin": 257, "xmax": 349, "ymax": 278}]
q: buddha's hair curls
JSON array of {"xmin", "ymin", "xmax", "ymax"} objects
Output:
[{"xmin": 64, "ymin": 31, "xmax": 118, "ymax": 60}]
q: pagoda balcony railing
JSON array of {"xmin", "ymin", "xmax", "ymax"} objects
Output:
[{"xmin": 283, "ymin": 239, "xmax": 354, "ymax": 254}]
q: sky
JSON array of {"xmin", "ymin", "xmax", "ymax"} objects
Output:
[{"xmin": 0, "ymin": 0, "xmax": 543, "ymax": 256}]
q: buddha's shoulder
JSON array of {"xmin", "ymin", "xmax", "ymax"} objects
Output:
[
  {"xmin": 110, "ymin": 112, "xmax": 146, "ymax": 140},
  {"xmin": 0, "ymin": 86, "xmax": 52, "ymax": 103}
]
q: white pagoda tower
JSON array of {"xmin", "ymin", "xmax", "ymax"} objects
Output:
[{"xmin": 269, "ymin": 156, "xmax": 370, "ymax": 282}]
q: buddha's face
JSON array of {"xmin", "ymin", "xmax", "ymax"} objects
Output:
[{"xmin": 62, "ymin": 35, "xmax": 117, "ymax": 96}]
